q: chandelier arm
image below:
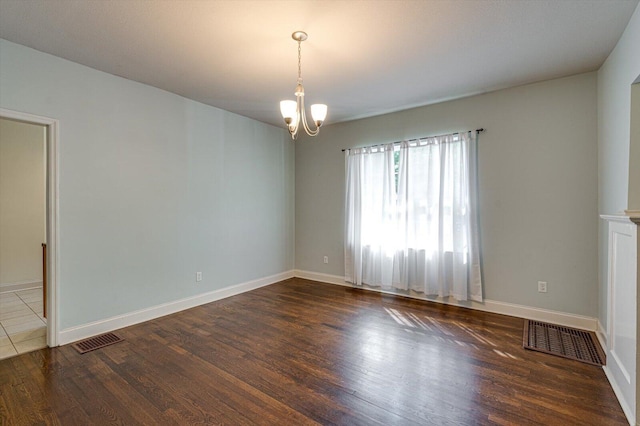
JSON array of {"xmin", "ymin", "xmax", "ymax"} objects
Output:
[
  {"xmin": 301, "ymin": 113, "xmax": 319, "ymax": 136},
  {"xmin": 288, "ymin": 96, "xmax": 301, "ymax": 139},
  {"xmin": 299, "ymin": 96, "xmax": 320, "ymax": 137}
]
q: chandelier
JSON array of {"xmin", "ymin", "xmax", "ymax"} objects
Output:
[{"xmin": 279, "ymin": 31, "xmax": 328, "ymax": 139}]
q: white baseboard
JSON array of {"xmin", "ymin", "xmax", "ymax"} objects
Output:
[
  {"xmin": 294, "ymin": 270, "xmax": 599, "ymax": 331},
  {"xmin": 0, "ymin": 280, "xmax": 42, "ymax": 293},
  {"xmin": 596, "ymin": 320, "xmax": 608, "ymax": 353},
  {"xmin": 58, "ymin": 270, "xmax": 295, "ymax": 345},
  {"xmin": 603, "ymin": 365, "xmax": 635, "ymax": 425},
  {"xmin": 57, "ymin": 267, "xmax": 599, "ymax": 349},
  {"xmin": 598, "ymin": 322, "xmax": 634, "ymax": 426}
]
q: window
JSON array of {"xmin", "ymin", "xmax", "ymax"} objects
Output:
[{"xmin": 344, "ymin": 132, "xmax": 483, "ymax": 302}]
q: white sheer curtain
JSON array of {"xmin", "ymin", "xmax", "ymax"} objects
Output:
[
  {"xmin": 344, "ymin": 132, "xmax": 482, "ymax": 301},
  {"xmin": 344, "ymin": 144, "xmax": 396, "ymax": 286}
]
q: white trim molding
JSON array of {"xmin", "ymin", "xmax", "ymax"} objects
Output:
[
  {"xmin": 603, "ymin": 365, "xmax": 635, "ymax": 426},
  {"xmin": 600, "ymin": 214, "xmax": 637, "ymax": 426},
  {"xmin": 596, "ymin": 320, "xmax": 608, "ymax": 354},
  {"xmin": 0, "ymin": 108, "xmax": 60, "ymax": 348},
  {"xmin": 601, "ymin": 214, "xmax": 636, "ymax": 223},
  {"xmin": 294, "ymin": 269, "xmax": 599, "ymax": 331},
  {"xmin": 58, "ymin": 270, "xmax": 295, "ymax": 345}
]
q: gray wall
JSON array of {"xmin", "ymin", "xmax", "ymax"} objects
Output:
[
  {"xmin": 597, "ymin": 4, "xmax": 640, "ymax": 328},
  {"xmin": 0, "ymin": 39, "xmax": 295, "ymax": 330},
  {"xmin": 296, "ymin": 72, "xmax": 598, "ymax": 317}
]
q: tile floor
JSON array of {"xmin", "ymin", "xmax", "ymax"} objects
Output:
[{"xmin": 0, "ymin": 288, "xmax": 47, "ymax": 360}]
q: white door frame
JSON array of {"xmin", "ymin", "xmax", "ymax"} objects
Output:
[{"xmin": 1, "ymin": 108, "xmax": 59, "ymax": 347}]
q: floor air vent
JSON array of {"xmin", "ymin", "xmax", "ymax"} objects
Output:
[
  {"xmin": 523, "ymin": 320, "xmax": 605, "ymax": 366},
  {"xmin": 72, "ymin": 332, "xmax": 124, "ymax": 354}
]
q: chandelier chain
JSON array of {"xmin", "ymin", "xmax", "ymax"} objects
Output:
[{"xmin": 297, "ymin": 40, "xmax": 302, "ymax": 82}]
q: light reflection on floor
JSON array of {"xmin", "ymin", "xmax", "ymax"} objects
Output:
[
  {"xmin": 380, "ymin": 307, "xmax": 518, "ymax": 359},
  {"xmin": 343, "ymin": 304, "xmax": 525, "ymax": 417}
]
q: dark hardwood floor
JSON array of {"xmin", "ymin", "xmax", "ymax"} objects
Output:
[{"xmin": 0, "ymin": 278, "xmax": 627, "ymax": 425}]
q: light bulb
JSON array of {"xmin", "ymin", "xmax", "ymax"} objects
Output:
[
  {"xmin": 311, "ymin": 104, "xmax": 327, "ymax": 125},
  {"xmin": 280, "ymin": 100, "xmax": 297, "ymax": 123}
]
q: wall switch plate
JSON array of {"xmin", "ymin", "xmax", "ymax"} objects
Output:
[
  {"xmin": 537, "ymin": 281, "xmax": 547, "ymax": 293},
  {"xmin": 196, "ymin": 272, "xmax": 202, "ymax": 282},
  {"xmin": 323, "ymin": 256, "xmax": 329, "ymax": 264}
]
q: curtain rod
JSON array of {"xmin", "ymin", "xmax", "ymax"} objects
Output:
[{"xmin": 341, "ymin": 128, "xmax": 485, "ymax": 152}]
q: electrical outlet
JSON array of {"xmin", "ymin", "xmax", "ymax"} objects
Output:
[
  {"xmin": 537, "ymin": 281, "xmax": 547, "ymax": 293},
  {"xmin": 323, "ymin": 256, "xmax": 329, "ymax": 264},
  {"xmin": 196, "ymin": 272, "xmax": 202, "ymax": 282}
]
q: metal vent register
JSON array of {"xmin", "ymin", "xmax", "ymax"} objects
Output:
[
  {"xmin": 523, "ymin": 320, "xmax": 605, "ymax": 366},
  {"xmin": 72, "ymin": 332, "xmax": 124, "ymax": 354}
]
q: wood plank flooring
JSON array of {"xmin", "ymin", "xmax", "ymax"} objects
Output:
[{"xmin": 0, "ymin": 278, "xmax": 627, "ymax": 425}]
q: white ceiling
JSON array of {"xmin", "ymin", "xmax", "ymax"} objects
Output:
[{"xmin": 0, "ymin": 0, "xmax": 637, "ymax": 127}]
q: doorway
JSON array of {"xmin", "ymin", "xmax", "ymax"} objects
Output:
[
  {"xmin": 0, "ymin": 108, "xmax": 59, "ymax": 357},
  {"xmin": 0, "ymin": 117, "xmax": 47, "ymax": 359}
]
